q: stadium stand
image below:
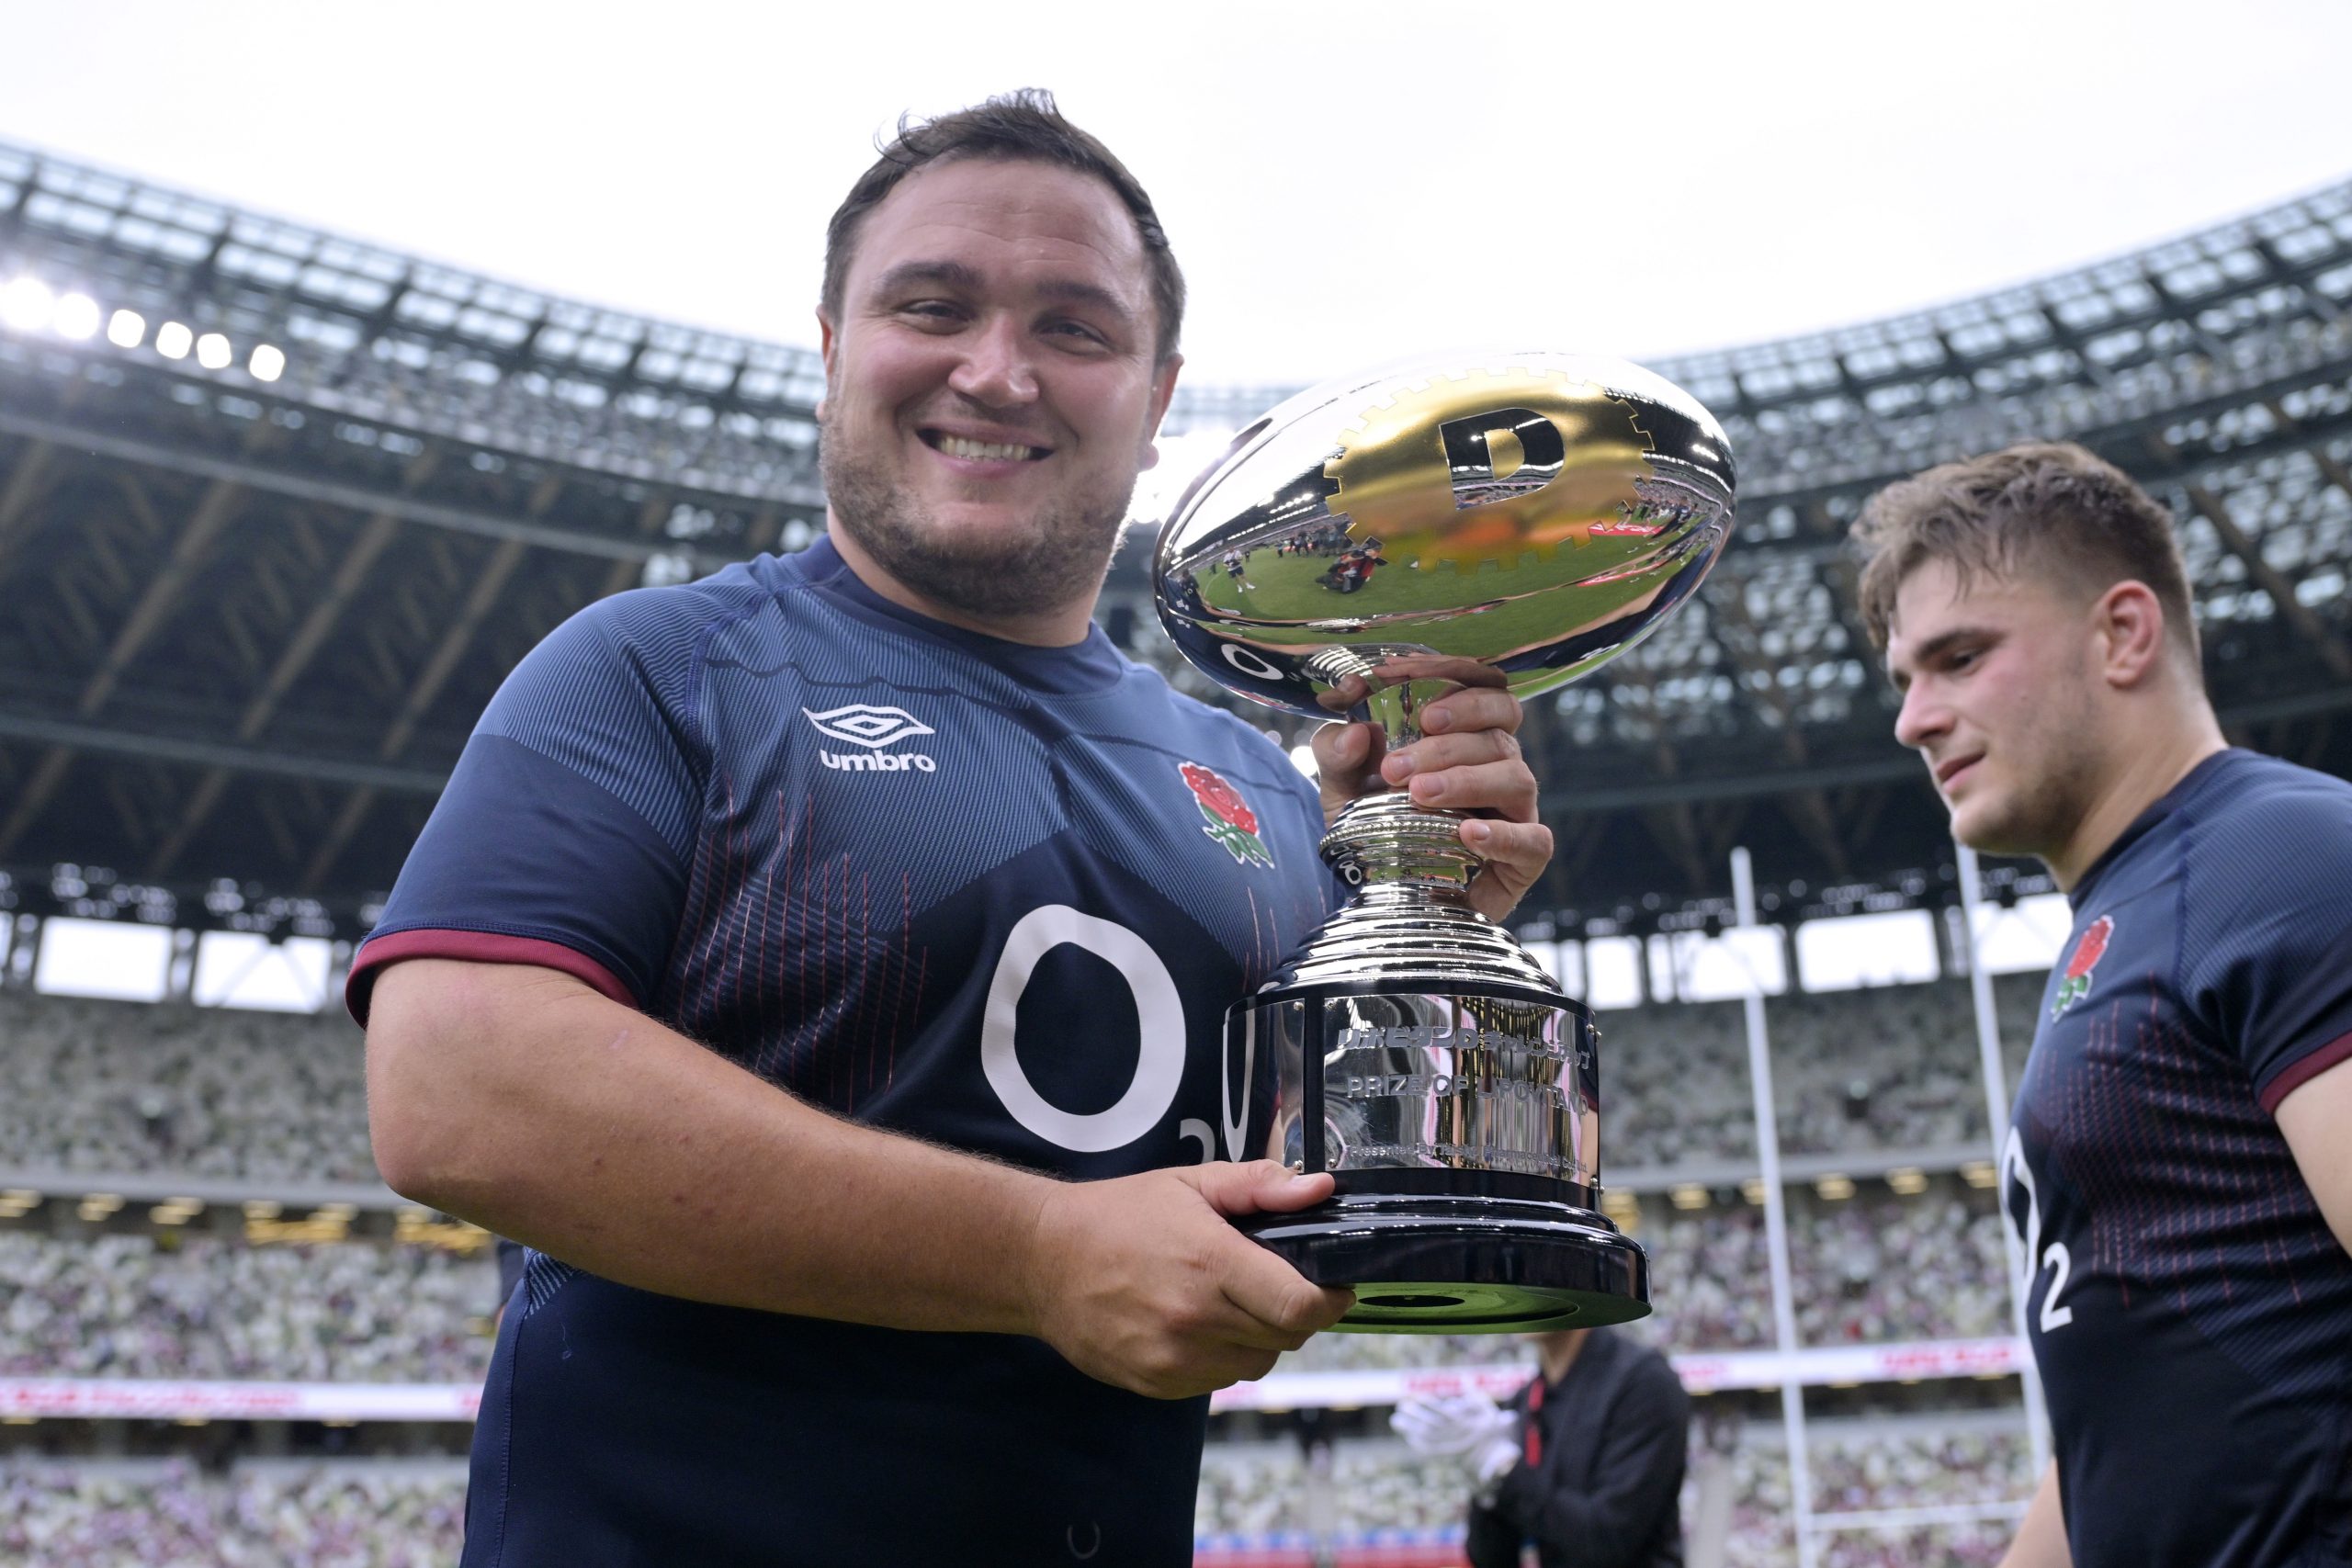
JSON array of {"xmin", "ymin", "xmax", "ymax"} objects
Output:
[
  {"xmin": 0, "ymin": 991, "xmax": 371, "ymax": 1186},
  {"xmin": 1143, "ymin": 1416, "xmax": 2030, "ymax": 1557},
  {"xmin": 1, "ymin": 143, "xmax": 2346, "ymax": 928},
  {"xmin": 0, "ymin": 1427, "xmax": 2033, "ymax": 1568},
  {"xmin": 0, "ymin": 1459, "xmax": 469, "ymax": 1567},
  {"xmin": 0, "ymin": 1233, "xmax": 493, "ymax": 1382},
  {"xmin": 0, "ymin": 976, "xmax": 2046, "ymax": 1190},
  {"xmin": 1724, "ymin": 1417, "xmax": 2033, "ymax": 1568},
  {"xmin": 4, "ymin": 140, "xmax": 2350, "ymax": 1565},
  {"xmin": 1271, "ymin": 1176, "xmax": 2010, "ymax": 1371},
  {"xmin": 0, "ymin": 1425, "xmax": 2030, "ymax": 1565},
  {"xmin": 1604, "ymin": 973, "xmax": 2041, "ymax": 1169},
  {"xmin": 0, "ymin": 1166, "xmax": 2000, "ymax": 1385}
]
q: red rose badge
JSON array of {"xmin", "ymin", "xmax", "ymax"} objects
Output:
[
  {"xmin": 1178, "ymin": 761, "xmax": 1272, "ymax": 868},
  {"xmin": 2051, "ymin": 914, "xmax": 2113, "ymax": 1018}
]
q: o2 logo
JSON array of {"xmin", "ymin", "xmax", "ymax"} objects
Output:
[
  {"xmin": 979, "ymin": 905, "xmax": 1215, "ymax": 1160},
  {"xmin": 2001, "ymin": 1127, "xmax": 2075, "ymax": 1334}
]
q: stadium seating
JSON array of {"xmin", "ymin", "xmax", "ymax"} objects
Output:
[
  {"xmin": 5, "ymin": 130, "xmax": 2347, "ymax": 1568},
  {"xmin": 1725, "ymin": 1424, "xmax": 2032, "ymax": 1568},
  {"xmin": 1279, "ymin": 1181, "xmax": 2011, "ymax": 1371},
  {"xmin": 1, "ymin": 1434, "xmax": 2026, "ymax": 1564},
  {"xmin": 1190, "ymin": 1420, "xmax": 2029, "ymax": 1550},
  {"xmin": 0, "ymin": 1461, "xmax": 467, "ymax": 1567},
  {"xmin": 0, "ymin": 1429, "xmax": 2018, "ymax": 1562},
  {"xmin": 0, "ymin": 976, "xmax": 2051, "ymax": 1189},
  {"xmin": 0, "ymin": 1234, "xmax": 495, "ymax": 1382},
  {"xmin": 1606, "ymin": 973, "xmax": 2042, "ymax": 1169},
  {"xmin": 0, "ymin": 1187, "xmax": 2008, "ymax": 1386},
  {"xmin": 0, "ymin": 992, "xmax": 372, "ymax": 1186}
]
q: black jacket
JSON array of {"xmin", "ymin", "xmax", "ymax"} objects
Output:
[{"xmin": 1464, "ymin": 1329, "xmax": 1689, "ymax": 1568}]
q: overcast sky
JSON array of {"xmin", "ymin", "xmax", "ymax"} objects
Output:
[{"xmin": 4, "ymin": 3, "xmax": 2347, "ymax": 387}]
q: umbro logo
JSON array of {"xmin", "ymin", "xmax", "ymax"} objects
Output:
[
  {"xmin": 804, "ymin": 705, "xmax": 935, "ymax": 749},
  {"xmin": 803, "ymin": 704, "xmax": 939, "ymax": 774}
]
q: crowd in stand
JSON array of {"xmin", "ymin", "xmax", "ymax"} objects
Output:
[
  {"xmin": 0, "ymin": 976, "xmax": 2046, "ymax": 1186},
  {"xmin": 1195, "ymin": 1422, "xmax": 2030, "ymax": 1548},
  {"xmin": 0, "ymin": 1191, "xmax": 2005, "ymax": 1384},
  {"xmin": 0, "ymin": 1235, "xmax": 495, "ymax": 1382},
  {"xmin": 0, "ymin": 980, "xmax": 2041, "ymax": 1561},
  {"xmin": 1794, "ymin": 1196, "xmax": 2013, "ymax": 1345},
  {"xmin": 1279, "ymin": 1183, "xmax": 2012, "ymax": 1371},
  {"xmin": 1605, "ymin": 973, "xmax": 2041, "ymax": 1168},
  {"xmin": 1195, "ymin": 1438, "xmax": 1472, "ymax": 1540},
  {"xmin": 1726, "ymin": 1427, "xmax": 2031, "ymax": 1568},
  {"xmin": 0, "ymin": 1429, "xmax": 2033, "ymax": 1564},
  {"xmin": 0, "ymin": 993, "xmax": 373, "ymax": 1185},
  {"xmin": 0, "ymin": 1462, "xmax": 465, "ymax": 1567}
]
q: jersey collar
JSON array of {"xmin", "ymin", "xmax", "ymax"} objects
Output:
[
  {"xmin": 2068, "ymin": 748, "xmax": 2250, "ymax": 908},
  {"xmin": 762, "ymin": 536, "xmax": 1129, "ymax": 696}
]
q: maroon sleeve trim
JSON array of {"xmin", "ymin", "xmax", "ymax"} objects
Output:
[
  {"xmin": 344, "ymin": 930, "xmax": 638, "ymax": 1026},
  {"xmin": 2259, "ymin": 1027, "xmax": 2352, "ymax": 1114}
]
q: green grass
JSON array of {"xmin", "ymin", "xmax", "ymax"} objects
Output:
[{"xmin": 1192, "ymin": 528, "xmax": 1706, "ymax": 670}]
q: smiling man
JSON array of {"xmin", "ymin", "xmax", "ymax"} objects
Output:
[
  {"xmin": 1854, "ymin": 443, "xmax": 2352, "ymax": 1568},
  {"xmin": 350, "ymin": 92, "xmax": 1554, "ymax": 1565}
]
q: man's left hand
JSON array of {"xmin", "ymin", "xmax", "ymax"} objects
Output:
[{"xmin": 1312, "ymin": 677, "xmax": 1553, "ymax": 924}]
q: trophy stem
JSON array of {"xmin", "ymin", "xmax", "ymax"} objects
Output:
[{"xmin": 1321, "ymin": 791, "xmax": 1481, "ymax": 896}]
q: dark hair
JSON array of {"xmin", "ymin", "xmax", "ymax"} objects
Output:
[
  {"xmin": 821, "ymin": 88, "xmax": 1185, "ymax": 364},
  {"xmin": 1851, "ymin": 441, "xmax": 2199, "ymax": 663}
]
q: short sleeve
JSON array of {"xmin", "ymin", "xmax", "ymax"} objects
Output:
[
  {"xmin": 2180, "ymin": 778, "xmax": 2352, "ymax": 1112},
  {"xmin": 345, "ymin": 589, "xmax": 711, "ymax": 1024}
]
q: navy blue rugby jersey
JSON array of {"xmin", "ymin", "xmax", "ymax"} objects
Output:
[
  {"xmin": 346, "ymin": 536, "xmax": 1339, "ymax": 1568},
  {"xmin": 2003, "ymin": 749, "xmax": 2352, "ymax": 1567}
]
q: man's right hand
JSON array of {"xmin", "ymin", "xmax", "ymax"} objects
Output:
[{"xmin": 1022, "ymin": 1160, "xmax": 1355, "ymax": 1399}]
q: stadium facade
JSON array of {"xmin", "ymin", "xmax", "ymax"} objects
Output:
[
  {"xmin": 2, "ymin": 141, "xmax": 2347, "ymax": 942},
  {"xmin": 3, "ymin": 141, "xmax": 2350, "ymax": 1566}
]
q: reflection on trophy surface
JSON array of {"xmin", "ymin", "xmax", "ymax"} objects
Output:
[{"xmin": 1154, "ymin": 352, "xmax": 1736, "ymax": 1332}]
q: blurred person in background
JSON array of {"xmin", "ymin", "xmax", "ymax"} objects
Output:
[
  {"xmin": 1395, "ymin": 1325, "xmax": 1689, "ymax": 1567},
  {"xmin": 1855, "ymin": 442, "xmax": 2352, "ymax": 1568}
]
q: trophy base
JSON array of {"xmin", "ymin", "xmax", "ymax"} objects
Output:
[{"xmin": 1238, "ymin": 1192, "xmax": 1649, "ymax": 1334}]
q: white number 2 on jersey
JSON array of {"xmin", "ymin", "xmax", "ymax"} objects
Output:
[{"xmin": 2001, "ymin": 1127, "xmax": 2075, "ymax": 1333}]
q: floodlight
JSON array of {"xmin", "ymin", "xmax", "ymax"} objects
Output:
[
  {"xmin": 0, "ymin": 276, "xmax": 54, "ymax": 333},
  {"xmin": 195, "ymin": 332, "xmax": 232, "ymax": 369},
  {"xmin": 107, "ymin": 309, "xmax": 146, "ymax": 347},
  {"xmin": 156, "ymin": 321, "xmax": 193, "ymax": 359},
  {"xmin": 51, "ymin": 293, "xmax": 100, "ymax": 340},
  {"xmin": 249, "ymin": 343, "xmax": 286, "ymax": 381}
]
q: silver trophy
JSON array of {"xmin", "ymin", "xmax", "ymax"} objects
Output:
[{"xmin": 1154, "ymin": 352, "xmax": 1736, "ymax": 1332}]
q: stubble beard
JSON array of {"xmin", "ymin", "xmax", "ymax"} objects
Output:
[
  {"xmin": 1951, "ymin": 668, "xmax": 2103, "ymax": 864},
  {"xmin": 820, "ymin": 413, "xmax": 1136, "ymax": 624}
]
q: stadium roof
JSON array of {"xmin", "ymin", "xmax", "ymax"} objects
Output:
[{"xmin": 1, "ymin": 141, "xmax": 2347, "ymax": 940}]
